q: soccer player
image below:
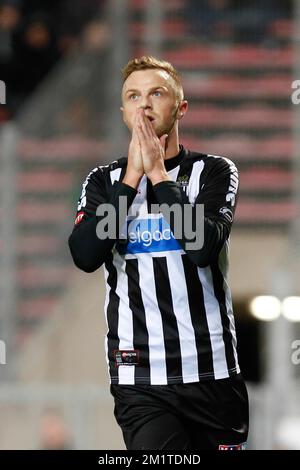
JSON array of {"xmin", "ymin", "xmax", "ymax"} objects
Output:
[{"xmin": 68, "ymin": 56, "xmax": 249, "ymax": 450}]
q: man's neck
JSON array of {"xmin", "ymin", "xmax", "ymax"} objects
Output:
[
  {"xmin": 164, "ymin": 128, "xmax": 180, "ymax": 160},
  {"xmin": 165, "ymin": 142, "xmax": 180, "ymax": 159}
]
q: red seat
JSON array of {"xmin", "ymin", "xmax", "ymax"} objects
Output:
[
  {"xmin": 240, "ymin": 169, "xmax": 292, "ymax": 190},
  {"xmin": 0, "ymin": 107, "xmax": 11, "ymax": 122},
  {"xmin": 236, "ymin": 201, "xmax": 298, "ymax": 222},
  {"xmin": 183, "ymin": 75, "xmax": 291, "ymax": 99},
  {"xmin": 18, "ymin": 171, "xmax": 74, "ymax": 192},
  {"xmin": 268, "ymin": 19, "xmax": 293, "ymax": 41},
  {"xmin": 130, "ymin": 20, "xmax": 187, "ymax": 39},
  {"xmin": 181, "ymin": 106, "xmax": 292, "ymax": 129},
  {"xmin": 17, "ymin": 235, "xmax": 61, "ymax": 255},
  {"xmin": 181, "ymin": 135, "xmax": 292, "ymax": 160},
  {"xmin": 17, "ymin": 202, "xmax": 70, "ymax": 223},
  {"xmin": 18, "ymin": 137, "xmax": 109, "ymax": 162},
  {"xmin": 165, "ymin": 45, "xmax": 292, "ymax": 69},
  {"xmin": 18, "ymin": 265, "xmax": 73, "ymax": 288},
  {"xmin": 18, "ymin": 297, "xmax": 58, "ymax": 318},
  {"xmin": 129, "ymin": 0, "xmax": 184, "ymax": 11}
]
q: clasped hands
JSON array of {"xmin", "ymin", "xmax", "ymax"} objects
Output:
[{"xmin": 123, "ymin": 108, "xmax": 171, "ymax": 189}]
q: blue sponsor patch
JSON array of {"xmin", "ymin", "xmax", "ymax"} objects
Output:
[{"xmin": 116, "ymin": 217, "xmax": 181, "ymax": 255}]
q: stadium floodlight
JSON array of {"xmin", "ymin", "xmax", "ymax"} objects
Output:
[
  {"xmin": 249, "ymin": 295, "xmax": 281, "ymax": 321},
  {"xmin": 281, "ymin": 296, "xmax": 300, "ymax": 322}
]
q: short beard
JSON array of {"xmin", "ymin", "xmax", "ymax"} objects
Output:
[{"xmin": 155, "ymin": 103, "xmax": 179, "ymax": 137}]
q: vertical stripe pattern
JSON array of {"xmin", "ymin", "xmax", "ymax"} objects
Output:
[
  {"xmin": 126, "ymin": 258, "xmax": 151, "ymax": 383},
  {"xmin": 153, "ymin": 256, "xmax": 183, "ymax": 384},
  {"xmin": 101, "ymin": 151, "xmax": 240, "ymax": 384}
]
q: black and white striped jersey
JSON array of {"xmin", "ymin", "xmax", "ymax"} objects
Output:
[{"xmin": 69, "ymin": 145, "xmax": 240, "ymax": 385}]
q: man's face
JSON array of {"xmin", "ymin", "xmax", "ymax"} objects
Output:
[{"xmin": 121, "ymin": 69, "xmax": 184, "ymax": 137}]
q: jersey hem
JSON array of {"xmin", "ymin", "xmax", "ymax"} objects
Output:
[{"xmin": 109, "ymin": 366, "xmax": 240, "ymax": 385}]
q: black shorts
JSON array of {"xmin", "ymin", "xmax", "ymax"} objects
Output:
[{"xmin": 110, "ymin": 374, "xmax": 249, "ymax": 450}]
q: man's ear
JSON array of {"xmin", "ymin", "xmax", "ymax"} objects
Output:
[
  {"xmin": 120, "ymin": 106, "xmax": 126, "ymax": 124},
  {"xmin": 120, "ymin": 106, "xmax": 128, "ymax": 126},
  {"xmin": 177, "ymin": 100, "xmax": 188, "ymax": 120}
]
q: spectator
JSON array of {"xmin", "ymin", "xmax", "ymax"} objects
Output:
[
  {"xmin": 186, "ymin": 0, "xmax": 234, "ymax": 42},
  {"xmin": 0, "ymin": 1, "xmax": 21, "ymax": 65},
  {"xmin": 39, "ymin": 408, "xmax": 73, "ymax": 450},
  {"xmin": 5, "ymin": 12, "xmax": 61, "ymax": 113},
  {"xmin": 186, "ymin": 0, "xmax": 292, "ymax": 44}
]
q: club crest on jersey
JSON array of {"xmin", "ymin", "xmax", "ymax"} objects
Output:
[{"xmin": 178, "ymin": 175, "xmax": 189, "ymax": 187}]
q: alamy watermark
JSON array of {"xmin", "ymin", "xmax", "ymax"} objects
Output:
[
  {"xmin": 0, "ymin": 80, "xmax": 6, "ymax": 105},
  {"xmin": 96, "ymin": 197, "xmax": 204, "ymax": 251},
  {"xmin": 291, "ymin": 340, "xmax": 300, "ymax": 365},
  {"xmin": 0, "ymin": 340, "xmax": 6, "ymax": 365},
  {"xmin": 291, "ymin": 80, "xmax": 300, "ymax": 104}
]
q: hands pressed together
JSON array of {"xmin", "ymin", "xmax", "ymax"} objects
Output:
[{"xmin": 123, "ymin": 108, "xmax": 171, "ymax": 189}]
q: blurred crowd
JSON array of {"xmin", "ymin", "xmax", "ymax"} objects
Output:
[
  {"xmin": 186, "ymin": 0, "xmax": 292, "ymax": 43},
  {"xmin": 0, "ymin": 0, "xmax": 108, "ymax": 120},
  {"xmin": 0, "ymin": 0, "xmax": 293, "ymax": 122},
  {"xmin": 39, "ymin": 408, "xmax": 73, "ymax": 450}
]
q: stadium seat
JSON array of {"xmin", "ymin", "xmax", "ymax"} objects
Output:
[
  {"xmin": 236, "ymin": 201, "xmax": 298, "ymax": 224},
  {"xmin": 165, "ymin": 45, "xmax": 292, "ymax": 69},
  {"xmin": 17, "ymin": 202, "xmax": 70, "ymax": 224},
  {"xmin": 183, "ymin": 75, "xmax": 291, "ymax": 99},
  {"xmin": 181, "ymin": 106, "xmax": 291, "ymax": 129},
  {"xmin": 240, "ymin": 169, "xmax": 292, "ymax": 190},
  {"xmin": 18, "ymin": 171, "xmax": 74, "ymax": 193}
]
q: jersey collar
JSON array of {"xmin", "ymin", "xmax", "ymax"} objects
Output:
[{"xmin": 164, "ymin": 145, "xmax": 186, "ymax": 172}]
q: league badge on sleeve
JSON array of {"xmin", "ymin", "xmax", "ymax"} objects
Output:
[{"xmin": 74, "ymin": 211, "xmax": 85, "ymax": 225}]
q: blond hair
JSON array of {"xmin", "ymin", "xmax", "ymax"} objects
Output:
[{"xmin": 122, "ymin": 56, "xmax": 184, "ymax": 101}]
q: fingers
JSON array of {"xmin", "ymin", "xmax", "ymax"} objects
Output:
[
  {"xmin": 159, "ymin": 134, "xmax": 168, "ymax": 151},
  {"xmin": 131, "ymin": 121, "xmax": 139, "ymax": 143},
  {"xmin": 134, "ymin": 111, "xmax": 146, "ymax": 147},
  {"xmin": 131, "ymin": 112, "xmax": 141, "ymax": 146},
  {"xmin": 132, "ymin": 110, "xmax": 139, "ymax": 133},
  {"xmin": 135, "ymin": 109, "xmax": 167, "ymax": 162},
  {"xmin": 131, "ymin": 109, "xmax": 142, "ymax": 141},
  {"xmin": 137, "ymin": 109, "xmax": 156, "ymax": 141}
]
